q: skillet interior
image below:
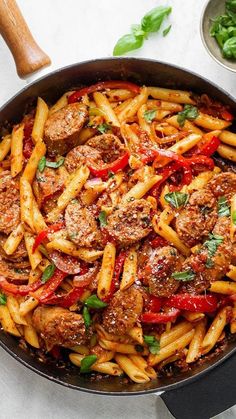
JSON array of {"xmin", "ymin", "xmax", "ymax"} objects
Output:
[{"xmin": 0, "ymin": 57, "xmax": 235, "ymax": 394}]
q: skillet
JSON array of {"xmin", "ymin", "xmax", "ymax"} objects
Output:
[{"xmin": 0, "ymin": 57, "xmax": 235, "ymax": 419}]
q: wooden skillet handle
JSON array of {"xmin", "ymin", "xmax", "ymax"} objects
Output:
[{"xmin": 0, "ymin": 0, "xmax": 51, "ymax": 78}]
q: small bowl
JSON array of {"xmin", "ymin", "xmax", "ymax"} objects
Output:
[{"xmin": 200, "ymin": 0, "xmax": 236, "ymax": 72}]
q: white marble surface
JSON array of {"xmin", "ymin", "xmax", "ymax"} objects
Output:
[{"xmin": 0, "ymin": 0, "xmax": 235, "ymax": 418}]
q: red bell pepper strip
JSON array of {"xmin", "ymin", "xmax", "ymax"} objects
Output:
[
  {"xmin": 196, "ymin": 136, "xmax": 220, "ymax": 157},
  {"xmin": 150, "ymin": 236, "xmax": 168, "ymax": 248},
  {"xmin": 0, "ymin": 276, "xmax": 43, "ymax": 296},
  {"xmin": 23, "ymin": 117, "xmax": 34, "ymax": 159},
  {"xmin": 68, "ymin": 81, "xmax": 140, "ymax": 103},
  {"xmin": 39, "ymin": 269, "xmax": 67, "ymax": 303},
  {"xmin": 32, "ymin": 222, "xmax": 64, "ymax": 253},
  {"xmin": 221, "ymin": 110, "xmax": 234, "ymax": 121},
  {"xmin": 88, "ymin": 152, "xmax": 129, "ymax": 179},
  {"xmin": 165, "ymin": 293, "xmax": 218, "ymax": 313},
  {"xmin": 188, "ymin": 155, "xmax": 214, "ymax": 170},
  {"xmin": 103, "ymin": 250, "xmax": 126, "ymax": 302},
  {"xmin": 141, "ymin": 308, "xmax": 180, "ymax": 323},
  {"xmin": 43, "ymin": 286, "xmax": 85, "ymax": 308},
  {"xmin": 147, "ymin": 296, "xmax": 163, "ymax": 312}
]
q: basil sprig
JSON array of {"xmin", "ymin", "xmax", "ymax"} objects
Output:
[
  {"xmin": 98, "ymin": 211, "xmax": 107, "ymax": 228},
  {"xmin": 164, "ymin": 192, "xmax": 189, "ymax": 208},
  {"xmin": 218, "ymin": 196, "xmax": 230, "ymax": 217},
  {"xmin": 38, "ymin": 156, "xmax": 64, "ymax": 172},
  {"xmin": 144, "ymin": 335, "xmax": 160, "ymax": 354},
  {"xmin": 171, "ymin": 270, "xmax": 195, "ymax": 282},
  {"xmin": 203, "ymin": 233, "xmax": 224, "ymax": 258},
  {"xmin": 0, "ymin": 293, "xmax": 7, "ymax": 305},
  {"xmin": 97, "ymin": 123, "xmax": 111, "ymax": 134},
  {"xmin": 80, "ymin": 355, "xmax": 97, "ymax": 373},
  {"xmin": 210, "ymin": 0, "xmax": 236, "ymax": 60},
  {"xmin": 85, "ymin": 294, "xmax": 107, "ymax": 309},
  {"xmin": 113, "ymin": 6, "xmax": 172, "ymax": 56},
  {"xmin": 83, "ymin": 306, "xmax": 92, "ymax": 328},
  {"xmin": 177, "ymin": 105, "xmax": 199, "ymax": 127},
  {"xmin": 41, "ymin": 264, "xmax": 55, "ymax": 283},
  {"xmin": 144, "ymin": 109, "xmax": 156, "ymax": 123}
]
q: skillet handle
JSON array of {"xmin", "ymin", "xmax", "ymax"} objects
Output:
[
  {"xmin": 160, "ymin": 354, "xmax": 236, "ymax": 419},
  {"xmin": 0, "ymin": 0, "xmax": 51, "ymax": 78}
]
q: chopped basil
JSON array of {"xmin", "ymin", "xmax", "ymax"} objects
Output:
[
  {"xmin": 163, "ymin": 24, "xmax": 172, "ymax": 36},
  {"xmin": 232, "ymin": 210, "xmax": 236, "ymax": 225},
  {"xmin": 97, "ymin": 123, "xmax": 111, "ymax": 134},
  {"xmin": 144, "ymin": 335, "xmax": 160, "ymax": 354},
  {"xmin": 80, "ymin": 355, "xmax": 97, "ymax": 373},
  {"xmin": 0, "ymin": 293, "xmax": 7, "ymax": 305},
  {"xmin": 205, "ymin": 258, "xmax": 214, "ymax": 268},
  {"xmin": 46, "ymin": 157, "xmax": 65, "ymax": 169},
  {"xmin": 177, "ymin": 105, "xmax": 199, "ymax": 128},
  {"xmin": 171, "ymin": 270, "xmax": 195, "ymax": 281},
  {"xmin": 218, "ymin": 196, "xmax": 230, "ymax": 217},
  {"xmin": 143, "ymin": 109, "xmax": 156, "ymax": 123},
  {"xmin": 210, "ymin": 0, "xmax": 236, "ymax": 60},
  {"xmin": 98, "ymin": 211, "xmax": 107, "ymax": 228},
  {"xmin": 203, "ymin": 233, "xmax": 224, "ymax": 258},
  {"xmin": 164, "ymin": 192, "xmax": 189, "ymax": 208},
  {"xmin": 83, "ymin": 306, "xmax": 92, "ymax": 328},
  {"xmin": 38, "ymin": 156, "xmax": 46, "ymax": 172},
  {"xmin": 85, "ymin": 294, "xmax": 107, "ymax": 309},
  {"xmin": 41, "ymin": 264, "xmax": 55, "ymax": 283}
]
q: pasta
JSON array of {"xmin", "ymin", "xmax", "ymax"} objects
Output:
[{"xmin": 0, "ymin": 80, "xmax": 235, "ymax": 385}]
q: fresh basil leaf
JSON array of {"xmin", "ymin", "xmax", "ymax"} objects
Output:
[
  {"xmin": 85, "ymin": 294, "xmax": 107, "ymax": 309},
  {"xmin": 41, "ymin": 264, "xmax": 55, "ymax": 283},
  {"xmin": 226, "ymin": 0, "xmax": 236, "ymax": 14},
  {"xmin": 141, "ymin": 6, "xmax": 172, "ymax": 33},
  {"xmin": 80, "ymin": 355, "xmax": 97, "ymax": 373},
  {"xmin": 38, "ymin": 156, "xmax": 46, "ymax": 173},
  {"xmin": 177, "ymin": 105, "xmax": 199, "ymax": 128},
  {"xmin": 144, "ymin": 335, "xmax": 160, "ymax": 354},
  {"xmin": 0, "ymin": 293, "xmax": 7, "ymax": 305},
  {"xmin": 164, "ymin": 192, "xmax": 189, "ymax": 208},
  {"xmin": 223, "ymin": 36, "xmax": 236, "ymax": 58},
  {"xmin": 205, "ymin": 257, "xmax": 214, "ymax": 268},
  {"xmin": 46, "ymin": 157, "xmax": 65, "ymax": 169},
  {"xmin": 171, "ymin": 270, "xmax": 195, "ymax": 281},
  {"xmin": 98, "ymin": 211, "xmax": 107, "ymax": 228},
  {"xmin": 163, "ymin": 24, "xmax": 172, "ymax": 36},
  {"xmin": 232, "ymin": 210, "xmax": 236, "ymax": 225},
  {"xmin": 113, "ymin": 33, "xmax": 144, "ymax": 56},
  {"xmin": 97, "ymin": 123, "xmax": 111, "ymax": 134},
  {"xmin": 218, "ymin": 196, "xmax": 230, "ymax": 217},
  {"xmin": 203, "ymin": 233, "xmax": 223, "ymax": 258},
  {"xmin": 144, "ymin": 109, "xmax": 156, "ymax": 123},
  {"xmin": 83, "ymin": 306, "xmax": 92, "ymax": 328},
  {"xmin": 131, "ymin": 24, "xmax": 146, "ymax": 37}
]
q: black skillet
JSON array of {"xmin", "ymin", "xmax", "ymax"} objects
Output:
[{"xmin": 0, "ymin": 58, "xmax": 235, "ymax": 419}]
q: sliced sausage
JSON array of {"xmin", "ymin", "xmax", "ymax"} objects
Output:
[
  {"xmin": 139, "ymin": 246, "xmax": 183, "ymax": 298},
  {"xmin": 0, "ymin": 171, "xmax": 20, "ymax": 234},
  {"xmin": 180, "ymin": 217, "xmax": 232, "ymax": 294},
  {"xmin": 0, "ymin": 255, "xmax": 30, "ymax": 280},
  {"xmin": 106, "ymin": 199, "xmax": 152, "ymax": 246},
  {"xmin": 65, "ymin": 144, "xmax": 102, "ymax": 173},
  {"xmin": 0, "ymin": 234, "xmax": 27, "ymax": 262},
  {"xmin": 102, "ymin": 286, "xmax": 143, "ymax": 335},
  {"xmin": 208, "ymin": 172, "xmax": 236, "ymax": 200},
  {"xmin": 175, "ymin": 189, "xmax": 217, "ymax": 247},
  {"xmin": 65, "ymin": 202, "xmax": 101, "ymax": 247},
  {"xmin": 32, "ymin": 306, "xmax": 89, "ymax": 350},
  {"xmin": 35, "ymin": 167, "xmax": 65, "ymax": 204},
  {"xmin": 87, "ymin": 134, "xmax": 125, "ymax": 163},
  {"xmin": 44, "ymin": 103, "xmax": 88, "ymax": 155}
]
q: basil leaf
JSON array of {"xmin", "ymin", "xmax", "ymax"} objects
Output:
[
  {"xmin": 41, "ymin": 264, "xmax": 55, "ymax": 283},
  {"xmin": 218, "ymin": 196, "xmax": 230, "ymax": 217},
  {"xmin": 0, "ymin": 293, "xmax": 7, "ymax": 305},
  {"xmin": 223, "ymin": 36, "xmax": 236, "ymax": 58},
  {"xmin": 144, "ymin": 109, "xmax": 156, "ymax": 123},
  {"xmin": 98, "ymin": 211, "xmax": 107, "ymax": 228},
  {"xmin": 205, "ymin": 257, "xmax": 214, "ymax": 268},
  {"xmin": 113, "ymin": 33, "xmax": 144, "ymax": 56},
  {"xmin": 38, "ymin": 156, "xmax": 46, "ymax": 173},
  {"xmin": 85, "ymin": 294, "xmax": 107, "ymax": 309},
  {"xmin": 80, "ymin": 355, "xmax": 97, "ymax": 373},
  {"xmin": 177, "ymin": 105, "xmax": 199, "ymax": 128},
  {"xmin": 203, "ymin": 233, "xmax": 223, "ymax": 258},
  {"xmin": 171, "ymin": 270, "xmax": 195, "ymax": 281},
  {"xmin": 163, "ymin": 25, "xmax": 172, "ymax": 36},
  {"xmin": 164, "ymin": 192, "xmax": 189, "ymax": 208},
  {"xmin": 144, "ymin": 335, "xmax": 160, "ymax": 354},
  {"xmin": 141, "ymin": 6, "xmax": 172, "ymax": 33},
  {"xmin": 46, "ymin": 157, "xmax": 65, "ymax": 169},
  {"xmin": 232, "ymin": 210, "xmax": 236, "ymax": 225},
  {"xmin": 97, "ymin": 123, "xmax": 111, "ymax": 134},
  {"xmin": 83, "ymin": 306, "xmax": 92, "ymax": 328},
  {"xmin": 226, "ymin": 0, "xmax": 236, "ymax": 15}
]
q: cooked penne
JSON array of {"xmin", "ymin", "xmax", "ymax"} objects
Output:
[
  {"xmin": 20, "ymin": 178, "xmax": 35, "ymax": 231},
  {"xmin": 24, "ymin": 232, "xmax": 42, "ymax": 270},
  {"xmin": 118, "ymin": 87, "xmax": 148, "ymax": 122},
  {"xmin": 182, "ymin": 311, "xmax": 205, "ymax": 322},
  {"xmin": 122, "ymin": 175, "xmax": 162, "ymax": 203},
  {"xmin": 168, "ymin": 133, "xmax": 202, "ymax": 154},
  {"xmin": 227, "ymin": 265, "xmax": 236, "ymax": 281},
  {"xmin": 3, "ymin": 223, "xmax": 24, "ymax": 255},
  {"xmin": 97, "ymin": 242, "xmax": 116, "ymax": 299},
  {"xmin": 230, "ymin": 303, "xmax": 236, "ymax": 334},
  {"xmin": 147, "ymin": 87, "xmax": 195, "ymax": 104},
  {"xmin": 217, "ymin": 144, "xmax": 236, "ymax": 162},
  {"xmin": 49, "ymin": 91, "xmax": 74, "ymax": 115},
  {"xmin": 0, "ymin": 134, "xmax": 11, "ymax": 162},
  {"xmin": 219, "ymin": 130, "xmax": 236, "ymax": 147},
  {"xmin": 186, "ymin": 318, "xmax": 207, "ymax": 363},
  {"xmin": 201, "ymin": 307, "xmax": 229, "ymax": 354},
  {"xmin": 93, "ymin": 92, "xmax": 120, "ymax": 127},
  {"xmin": 166, "ymin": 115, "xmax": 203, "ymax": 134},
  {"xmin": 6, "ymin": 295, "xmax": 27, "ymax": 325},
  {"xmin": 147, "ymin": 99, "xmax": 183, "ymax": 112},
  {"xmin": 11, "ymin": 124, "xmax": 24, "ymax": 178},
  {"xmin": 22, "ymin": 138, "xmax": 46, "ymax": 183},
  {"xmin": 19, "ymin": 297, "xmax": 39, "ymax": 317},
  {"xmin": 195, "ymin": 112, "xmax": 231, "ymax": 130},
  {"xmin": 69, "ymin": 353, "xmax": 122, "ymax": 376},
  {"xmin": 115, "ymin": 354, "xmax": 150, "ymax": 383},
  {"xmin": 106, "ymin": 89, "xmax": 135, "ymax": 102},
  {"xmin": 0, "ymin": 305, "xmax": 21, "ymax": 336},
  {"xmin": 128, "ymin": 355, "xmax": 157, "ymax": 379},
  {"xmin": 209, "ymin": 281, "xmax": 236, "ymax": 294},
  {"xmin": 32, "ymin": 196, "xmax": 47, "ymax": 233},
  {"xmin": 57, "ymin": 165, "xmax": 89, "ymax": 212},
  {"xmin": 32, "ymin": 97, "xmax": 49, "ymax": 143},
  {"xmin": 160, "ymin": 321, "xmax": 194, "ymax": 348},
  {"xmin": 99, "ymin": 339, "xmax": 148, "ymax": 355},
  {"xmin": 24, "ymin": 314, "xmax": 40, "ymax": 348},
  {"xmin": 120, "ymin": 247, "xmax": 137, "ymax": 291},
  {"xmin": 46, "ymin": 238, "xmax": 103, "ymax": 261},
  {"xmin": 128, "ymin": 326, "xmax": 143, "ymax": 344}
]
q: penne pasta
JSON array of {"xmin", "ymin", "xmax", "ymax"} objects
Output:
[
  {"xmin": 120, "ymin": 247, "xmax": 137, "ymax": 291},
  {"xmin": 201, "ymin": 307, "xmax": 229, "ymax": 354},
  {"xmin": 69, "ymin": 353, "xmax": 122, "ymax": 376},
  {"xmin": 11, "ymin": 124, "xmax": 24, "ymax": 178},
  {"xmin": 115, "ymin": 354, "xmax": 150, "ymax": 383},
  {"xmin": 99, "ymin": 339, "xmax": 148, "ymax": 355},
  {"xmin": 46, "ymin": 238, "xmax": 103, "ymax": 261},
  {"xmin": 24, "ymin": 314, "xmax": 40, "ymax": 348},
  {"xmin": 186, "ymin": 318, "xmax": 207, "ymax": 363},
  {"xmin": 166, "ymin": 115, "xmax": 203, "ymax": 134},
  {"xmin": 195, "ymin": 112, "xmax": 231, "ymax": 130},
  {"xmin": 128, "ymin": 355, "xmax": 157, "ymax": 379},
  {"xmin": 0, "ymin": 305, "xmax": 21, "ymax": 337},
  {"xmin": 0, "ymin": 134, "xmax": 11, "ymax": 162},
  {"xmin": 217, "ymin": 144, "xmax": 236, "ymax": 162},
  {"xmin": 24, "ymin": 232, "xmax": 42, "ymax": 270},
  {"xmin": 32, "ymin": 97, "xmax": 49, "ymax": 143},
  {"xmin": 147, "ymin": 87, "xmax": 195, "ymax": 105},
  {"xmin": 22, "ymin": 138, "xmax": 46, "ymax": 183},
  {"xmin": 209, "ymin": 281, "xmax": 236, "ymax": 295},
  {"xmin": 20, "ymin": 178, "xmax": 35, "ymax": 231},
  {"xmin": 219, "ymin": 130, "xmax": 236, "ymax": 147},
  {"xmin": 168, "ymin": 133, "xmax": 202, "ymax": 154},
  {"xmin": 118, "ymin": 87, "xmax": 148, "ymax": 122},
  {"xmin": 97, "ymin": 242, "xmax": 116, "ymax": 299},
  {"xmin": 160, "ymin": 321, "xmax": 194, "ymax": 348},
  {"xmin": 122, "ymin": 175, "xmax": 162, "ymax": 203},
  {"xmin": 227, "ymin": 265, "xmax": 236, "ymax": 281},
  {"xmin": 230, "ymin": 302, "xmax": 236, "ymax": 334},
  {"xmin": 93, "ymin": 92, "xmax": 120, "ymax": 127},
  {"xmin": 19, "ymin": 297, "xmax": 39, "ymax": 317},
  {"xmin": 49, "ymin": 91, "xmax": 74, "ymax": 115},
  {"xmin": 128, "ymin": 326, "xmax": 144, "ymax": 344},
  {"xmin": 3, "ymin": 223, "xmax": 24, "ymax": 255},
  {"xmin": 6, "ymin": 295, "xmax": 27, "ymax": 325}
]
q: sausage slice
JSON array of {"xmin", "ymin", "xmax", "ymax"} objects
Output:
[{"xmin": 0, "ymin": 171, "xmax": 20, "ymax": 235}]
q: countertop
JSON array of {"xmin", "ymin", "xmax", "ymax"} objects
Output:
[{"xmin": 0, "ymin": 0, "xmax": 235, "ymax": 418}]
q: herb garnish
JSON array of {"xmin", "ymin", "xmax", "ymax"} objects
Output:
[
  {"xmin": 98, "ymin": 211, "xmax": 107, "ymax": 228},
  {"xmin": 84, "ymin": 294, "xmax": 107, "ymax": 309},
  {"xmin": 0, "ymin": 293, "xmax": 7, "ymax": 305},
  {"xmin": 163, "ymin": 24, "xmax": 172, "ymax": 36},
  {"xmin": 113, "ymin": 6, "xmax": 172, "ymax": 56},
  {"xmin": 203, "ymin": 233, "xmax": 223, "ymax": 258},
  {"xmin": 210, "ymin": 0, "xmax": 236, "ymax": 60},
  {"xmin": 218, "ymin": 196, "xmax": 230, "ymax": 217},
  {"xmin": 177, "ymin": 105, "xmax": 199, "ymax": 127},
  {"xmin": 38, "ymin": 156, "xmax": 46, "ymax": 172},
  {"xmin": 38, "ymin": 156, "xmax": 64, "ymax": 172},
  {"xmin": 144, "ymin": 109, "xmax": 156, "ymax": 123},
  {"xmin": 232, "ymin": 209, "xmax": 236, "ymax": 225},
  {"xmin": 41, "ymin": 264, "xmax": 55, "ymax": 283},
  {"xmin": 80, "ymin": 355, "xmax": 97, "ymax": 373},
  {"xmin": 97, "ymin": 123, "xmax": 111, "ymax": 134},
  {"xmin": 83, "ymin": 306, "xmax": 92, "ymax": 328},
  {"xmin": 171, "ymin": 270, "xmax": 195, "ymax": 281},
  {"xmin": 164, "ymin": 192, "xmax": 189, "ymax": 208},
  {"xmin": 144, "ymin": 335, "xmax": 160, "ymax": 354}
]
